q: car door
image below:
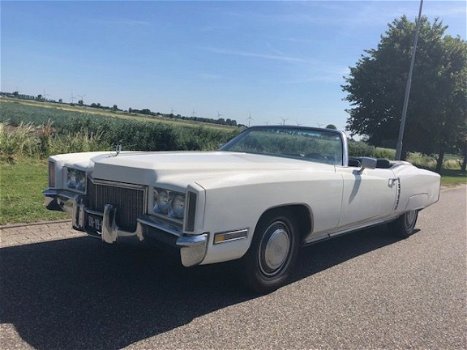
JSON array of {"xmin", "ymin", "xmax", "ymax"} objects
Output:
[{"xmin": 335, "ymin": 167, "xmax": 398, "ymax": 229}]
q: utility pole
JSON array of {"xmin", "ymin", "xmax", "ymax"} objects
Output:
[{"xmin": 395, "ymin": 0, "xmax": 424, "ymax": 160}]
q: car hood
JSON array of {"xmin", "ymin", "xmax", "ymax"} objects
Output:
[{"xmin": 89, "ymin": 151, "xmax": 330, "ymax": 188}]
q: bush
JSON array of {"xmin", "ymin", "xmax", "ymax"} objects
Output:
[
  {"xmin": 0, "ymin": 122, "xmax": 40, "ymax": 161},
  {"xmin": 48, "ymin": 131, "xmax": 109, "ymax": 155},
  {"xmin": 348, "ymin": 141, "xmax": 375, "ymax": 157},
  {"xmin": 0, "ymin": 122, "xmax": 110, "ymax": 161},
  {"xmin": 443, "ymin": 159, "xmax": 461, "ymax": 170},
  {"xmin": 374, "ymin": 147, "xmax": 395, "ymax": 160},
  {"xmin": 348, "ymin": 142, "xmax": 397, "ymax": 159},
  {"xmin": 407, "ymin": 152, "xmax": 436, "ymax": 169},
  {"xmin": 0, "ymin": 116, "xmax": 240, "ymax": 161}
]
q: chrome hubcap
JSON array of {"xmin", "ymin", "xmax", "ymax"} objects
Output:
[
  {"xmin": 405, "ymin": 210, "xmax": 417, "ymax": 228},
  {"xmin": 265, "ymin": 229, "xmax": 290, "ymax": 270},
  {"xmin": 259, "ymin": 221, "xmax": 291, "ymax": 276}
]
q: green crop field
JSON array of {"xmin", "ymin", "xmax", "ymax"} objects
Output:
[
  {"xmin": 0, "ymin": 98, "xmax": 237, "ymax": 132},
  {"xmin": 0, "ymin": 98, "xmax": 241, "ymax": 160}
]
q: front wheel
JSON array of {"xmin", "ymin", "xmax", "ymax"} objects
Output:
[
  {"xmin": 388, "ymin": 210, "xmax": 418, "ymax": 238},
  {"xmin": 241, "ymin": 210, "xmax": 299, "ymax": 294}
]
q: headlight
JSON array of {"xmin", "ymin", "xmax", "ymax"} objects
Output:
[
  {"xmin": 65, "ymin": 168, "xmax": 86, "ymax": 193},
  {"xmin": 170, "ymin": 194, "xmax": 185, "ymax": 219},
  {"xmin": 153, "ymin": 188, "xmax": 185, "ymax": 220},
  {"xmin": 153, "ymin": 189, "xmax": 172, "ymax": 214}
]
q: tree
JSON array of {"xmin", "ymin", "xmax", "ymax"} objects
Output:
[
  {"xmin": 343, "ymin": 16, "xmax": 467, "ymax": 171},
  {"xmin": 36, "ymin": 94, "xmax": 43, "ymax": 101},
  {"xmin": 140, "ymin": 108, "xmax": 152, "ymax": 115},
  {"xmin": 112, "ymin": 104, "xmax": 118, "ymax": 111},
  {"xmin": 58, "ymin": 98, "xmax": 63, "ymax": 103},
  {"xmin": 12, "ymin": 91, "xmax": 19, "ymax": 97},
  {"xmin": 461, "ymin": 140, "xmax": 467, "ymax": 173},
  {"xmin": 326, "ymin": 124, "xmax": 337, "ymax": 130},
  {"xmin": 78, "ymin": 99, "xmax": 84, "ymax": 105}
]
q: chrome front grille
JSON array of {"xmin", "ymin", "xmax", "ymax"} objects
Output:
[{"xmin": 87, "ymin": 178, "xmax": 146, "ymax": 231}]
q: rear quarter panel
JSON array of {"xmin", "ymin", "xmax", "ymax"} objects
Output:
[{"xmin": 392, "ymin": 163, "xmax": 441, "ymax": 213}]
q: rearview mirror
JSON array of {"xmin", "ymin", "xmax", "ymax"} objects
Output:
[{"xmin": 358, "ymin": 157, "xmax": 377, "ymax": 173}]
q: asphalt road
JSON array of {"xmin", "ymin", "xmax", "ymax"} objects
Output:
[{"xmin": 1, "ymin": 186, "xmax": 465, "ymax": 349}]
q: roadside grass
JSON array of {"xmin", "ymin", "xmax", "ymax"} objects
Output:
[
  {"xmin": 1, "ymin": 159, "xmax": 464, "ymax": 225},
  {"xmin": 0, "ymin": 159, "xmax": 69, "ymax": 225},
  {"xmin": 439, "ymin": 169, "xmax": 467, "ymax": 186}
]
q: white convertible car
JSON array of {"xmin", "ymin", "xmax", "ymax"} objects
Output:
[{"xmin": 44, "ymin": 126, "xmax": 440, "ymax": 292}]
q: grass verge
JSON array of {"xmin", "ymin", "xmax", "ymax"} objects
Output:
[
  {"xmin": 439, "ymin": 169, "xmax": 467, "ymax": 186},
  {"xmin": 0, "ymin": 159, "xmax": 69, "ymax": 225}
]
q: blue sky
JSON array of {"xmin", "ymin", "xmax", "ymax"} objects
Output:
[{"xmin": 2, "ymin": 1, "xmax": 466, "ymax": 129}]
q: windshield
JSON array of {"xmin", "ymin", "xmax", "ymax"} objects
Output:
[{"xmin": 221, "ymin": 126, "xmax": 343, "ymax": 165}]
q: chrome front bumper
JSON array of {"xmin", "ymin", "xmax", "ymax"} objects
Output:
[{"xmin": 43, "ymin": 189, "xmax": 208, "ymax": 267}]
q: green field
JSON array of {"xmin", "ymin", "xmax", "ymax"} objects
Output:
[
  {"xmin": 0, "ymin": 97, "xmax": 236, "ymax": 131},
  {"xmin": 0, "ymin": 98, "xmax": 240, "ymax": 160}
]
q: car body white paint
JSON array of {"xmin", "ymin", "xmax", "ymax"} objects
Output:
[{"xmin": 44, "ymin": 128, "xmax": 441, "ymax": 267}]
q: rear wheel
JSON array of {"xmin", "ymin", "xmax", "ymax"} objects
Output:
[
  {"xmin": 241, "ymin": 210, "xmax": 299, "ymax": 294},
  {"xmin": 389, "ymin": 210, "xmax": 418, "ymax": 238}
]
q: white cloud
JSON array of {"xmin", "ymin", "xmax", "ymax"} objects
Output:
[
  {"xmin": 198, "ymin": 46, "xmax": 349, "ymax": 84},
  {"xmin": 200, "ymin": 46, "xmax": 309, "ymax": 64},
  {"xmin": 285, "ymin": 66, "xmax": 350, "ymax": 84},
  {"xmin": 91, "ymin": 18, "xmax": 151, "ymax": 27}
]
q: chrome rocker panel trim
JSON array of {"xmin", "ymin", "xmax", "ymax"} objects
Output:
[{"xmin": 43, "ymin": 188, "xmax": 208, "ymax": 267}]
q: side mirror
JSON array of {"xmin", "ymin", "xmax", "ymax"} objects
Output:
[{"xmin": 358, "ymin": 157, "xmax": 377, "ymax": 173}]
